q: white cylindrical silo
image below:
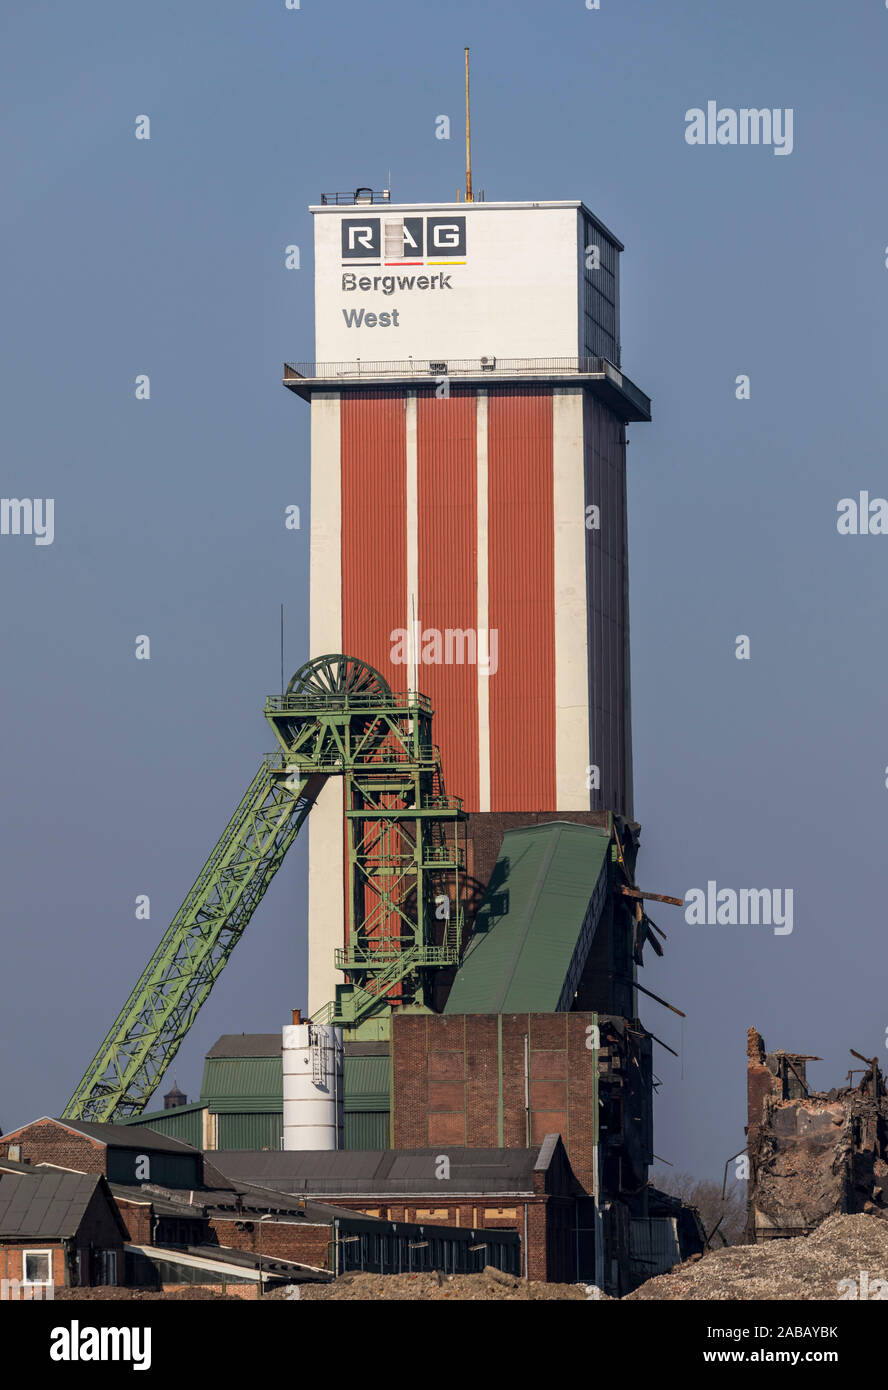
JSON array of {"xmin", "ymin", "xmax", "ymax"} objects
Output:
[{"xmin": 282, "ymin": 1021, "xmax": 344, "ymax": 1150}]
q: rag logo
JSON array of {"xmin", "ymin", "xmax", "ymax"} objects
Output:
[{"xmin": 342, "ymin": 216, "xmax": 466, "ymax": 263}]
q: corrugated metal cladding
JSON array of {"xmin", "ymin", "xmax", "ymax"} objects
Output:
[
  {"xmin": 583, "ymin": 395, "xmax": 630, "ymax": 815},
  {"xmin": 581, "ymin": 211, "xmax": 620, "ymax": 366},
  {"xmin": 344, "ymin": 1112, "xmax": 390, "ymax": 1150},
  {"xmin": 630, "ymin": 1218, "xmax": 681, "ymax": 1278},
  {"xmin": 341, "ymin": 393, "xmax": 407, "ymax": 689},
  {"xmin": 488, "ymin": 389, "xmax": 557, "ymax": 810},
  {"xmin": 201, "ymin": 1056, "xmax": 282, "ymax": 1111},
  {"xmin": 417, "ymin": 390, "xmax": 479, "ymax": 809},
  {"xmin": 344, "ymin": 1054, "xmax": 391, "ymax": 1111},
  {"xmin": 216, "ymin": 1112, "xmax": 283, "ymax": 1151},
  {"xmin": 122, "ymin": 1107, "xmax": 204, "ymax": 1149}
]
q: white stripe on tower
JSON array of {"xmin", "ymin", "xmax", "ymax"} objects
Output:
[
  {"xmin": 476, "ymin": 391, "xmax": 491, "ymax": 812},
  {"xmin": 405, "ymin": 392, "xmax": 419, "ymax": 691},
  {"xmin": 552, "ymin": 388, "xmax": 591, "ymax": 810},
  {"xmin": 309, "ymin": 392, "xmax": 342, "ymax": 656},
  {"xmin": 307, "ymin": 392, "xmax": 343, "ymax": 1017}
]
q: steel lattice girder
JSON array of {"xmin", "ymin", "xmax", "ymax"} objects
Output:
[
  {"xmin": 63, "ymin": 656, "xmax": 464, "ymax": 1121},
  {"xmin": 64, "ymin": 766, "xmax": 324, "ymax": 1122}
]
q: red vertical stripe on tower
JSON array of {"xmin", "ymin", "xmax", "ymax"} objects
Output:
[
  {"xmin": 340, "ymin": 393, "xmax": 407, "ymax": 684},
  {"xmin": 340, "ymin": 393, "xmax": 409, "ymax": 978},
  {"xmin": 417, "ymin": 391, "xmax": 479, "ymax": 810},
  {"xmin": 488, "ymin": 390, "xmax": 557, "ymax": 809}
]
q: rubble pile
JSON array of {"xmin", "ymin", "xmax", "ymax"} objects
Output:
[
  {"xmin": 271, "ymin": 1266, "xmax": 596, "ymax": 1301},
  {"xmin": 746, "ymin": 1027, "xmax": 888, "ymax": 1241},
  {"xmin": 626, "ymin": 1214, "xmax": 888, "ymax": 1300}
]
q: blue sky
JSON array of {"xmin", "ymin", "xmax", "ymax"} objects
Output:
[{"xmin": 1, "ymin": 1, "xmax": 887, "ymax": 1181}]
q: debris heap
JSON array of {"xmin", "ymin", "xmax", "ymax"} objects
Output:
[
  {"xmin": 626, "ymin": 1213, "xmax": 888, "ymax": 1300},
  {"xmin": 746, "ymin": 1027, "xmax": 888, "ymax": 1241}
]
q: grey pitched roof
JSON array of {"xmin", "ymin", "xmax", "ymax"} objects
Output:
[
  {"xmin": 110, "ymin": 1179, "xmax": 389, "ymax": 1228},
  {"xmin": 209, "ymin": 1145, "xmax": 555, "ymax": 1196},
  {"xmin": 51, "ymin": 1118, "xmax": 200, "ymax": 1155},
  {"xmin": 206, "ymin": 1035, "xmax": 281, "ymax": 1059},
  {"xmin": 0, "ymin": 1170, "xmax": 102, "ymax": 1239},
  {"xmin": 108, "ymin": 1184, "xmax": 206, "ymax": 1220}
]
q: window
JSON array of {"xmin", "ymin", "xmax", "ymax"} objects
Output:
[
  {"xmin": 23, "ymin": 1250, "xmax": 52, "ymax": 1286},
  {"xmin": 99, "ymin": 1251, "xmax": 118, "ymax": 1286}
]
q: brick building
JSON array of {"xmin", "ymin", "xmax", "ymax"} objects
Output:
[
  {"xmin": 0, "ymin": 1120, "xmax": 519, "ymax": 1288},
  {"xmin": 0, "ymin": 1158, "xmax": 126, "ymax": 1293},
  {"xmin": 1, "ymin": 1117, "xmax": 203, "ymax": 1188},
  {"xmin": 210, "ymin": 1136, "xmax": 578, "ymax": 1281}
]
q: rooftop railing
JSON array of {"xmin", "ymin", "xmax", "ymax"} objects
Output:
[
  {"xmin": 282, "ymin": 356, "xmax": 651, "ymax": 419},
  {"xmin": 284, "ymin": 354, "xmax": 618, "ymax": 381}
]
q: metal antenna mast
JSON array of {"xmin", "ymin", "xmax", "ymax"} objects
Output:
[{"xmin": 465, "ymin": 47, "xmax": 473, "ymax": 203}]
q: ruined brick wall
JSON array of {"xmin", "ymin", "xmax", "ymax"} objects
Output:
[{"xmin": 746, "ymin": 1027, "xmax": 888, "ymax": 1243}]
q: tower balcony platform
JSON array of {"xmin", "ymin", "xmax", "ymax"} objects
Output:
[{"xmin": 283, "ymin": 355, "xmax": 651, "ymax": 422}]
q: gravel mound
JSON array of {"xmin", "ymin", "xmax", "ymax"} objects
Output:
[
  {"xmin": 627, "ymin": 1214, "xmax": 888, "ymax": 1300},
  {"xmin": 269, "ymin": 1266, "xmax": 598, "ymax": 1301}
]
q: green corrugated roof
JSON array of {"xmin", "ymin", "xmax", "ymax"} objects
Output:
[{"xmin": 444, "ymin": 822, "xmax": 611, "ymax": 1014}]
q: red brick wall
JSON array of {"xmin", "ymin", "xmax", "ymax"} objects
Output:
[
  {"xmin": 114, "ymin": 1197, "xmax": 153, "ymax": 1245},
  {"xmin": 0, "ymin": 1243, "xmax": 67, "ymax": 1290},
  {"xmin": 210, "ymin": 1219, "xmax": 332, "ymax": 1271},
  {"xmin": 746, "ymin": 1027, "xmax": 776, "ymax": 1154},
  {"xmin": 392, "ymin": 1012, "xmax": 599, "ymax": 1192},
  {"xmin": 161, "ymin": 1281, "xmax": 259, "ymax": 1299},
  {"xmin": 210, "ymin": 1198, "xmax": 571, "ymax": 1282},
  {"xmin": 2, "ymin": 1119, "xmax": 106, "ymax": 1175}
]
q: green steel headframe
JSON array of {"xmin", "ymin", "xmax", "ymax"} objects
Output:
[{"xmin": 63, "ymin": 654, "xmax": 465, "ymax": 1123}]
